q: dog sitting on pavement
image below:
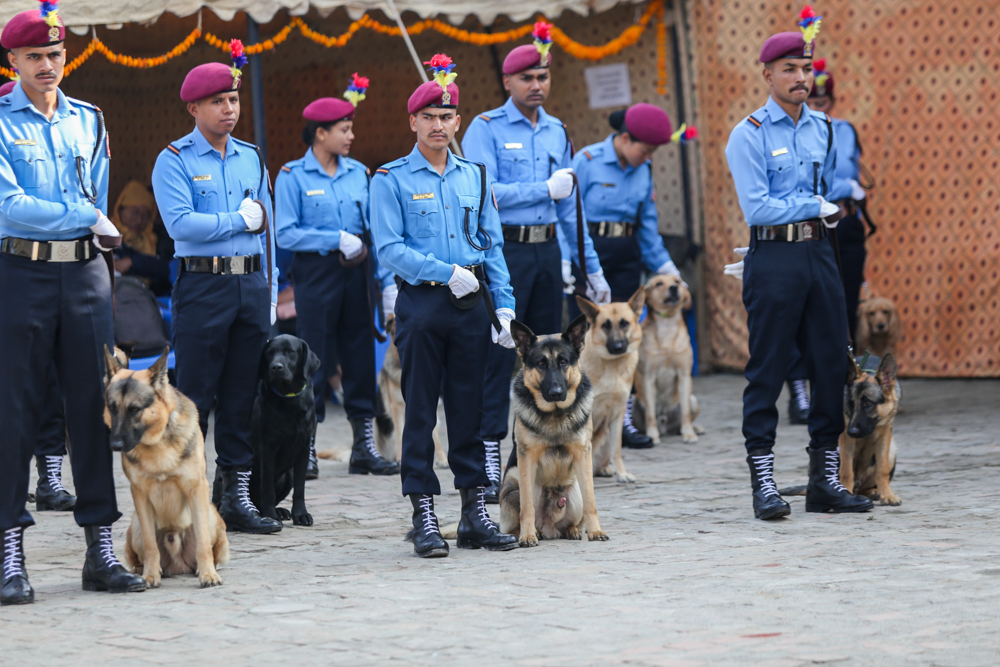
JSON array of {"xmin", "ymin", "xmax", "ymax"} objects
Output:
[
  {"xmin": 634, "ymin": 274, "xmax": 704, "ymax": 444},
  {"xmin": 498, "ymin": 315, "xmax": 608, "ymax": 546},
  {"xmin": 103, "ymin": 346, "xmax": 228, "ymax": 589}
]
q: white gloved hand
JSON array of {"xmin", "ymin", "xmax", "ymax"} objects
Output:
[
  {"xmin": 546, "ymin": 168, "xmax": 575, "ymax": 200},
  {"xmin": 723, "ymin": 247, "xmax": 749, "ymax": 281},
  {"xmin": 90, "ymin": 211, "xmax": 121, "ymax": 251},
  {"xmin": 657, "ymin": 260, "xmax": 680, "ymax": 277},
  {"xmin": 339, "ymin": 232, "xmax": 364, "ymax": 260},
  {"xmin": 448, "ymin": 265, "xmax": 480, "ymax": 298},
  {"xmin": 238, "ymin": 197, "xmax": 264, "ymax": 232},
  {"xmin": 270, "ymin": 303, "xmax": 277, "ymax": 326},
  {"xmin": 492, "ymin": 308, "xmax": 516, "ymax": 348},
  {"xmin": 561, "ymin": 259, "xmax": 576, "ymax": 295},
  {"xmin": 849, "ymin": 178, "xmax": 866, "ymax": 201},
  {"xmin": 381, "ymin": 283, "xmax": 398, "ymax": 316},
  {"xmin": 813, "ymin": 194, "xmax": 840, "ymax": 219},
  {"xmin": 585, "ymin": 271, "xmax": 612, "ymax": 305}
]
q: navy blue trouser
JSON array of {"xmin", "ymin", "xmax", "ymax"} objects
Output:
[
  {"xmin": 171, "ymin": 269, "xmax": 269, "ymax": 471},
  {"xmin": 34, "ymin": 366, "xmax": 67, "ymax": 457},
  {"xmin": 0, "ymin": 253, "xmax": 120, "ymax": 531},
  {"xmin": 292, "ymin": 252, "xmax": 377, "ymax": 423},
  {"xmin": 480, "ymin": 236, "xmax": 562, "ymax": 442},
  {"xmin": 568, "ymin": 232, "xmax": 644, "ymax": 320},
  {"xmin": 742, "ymin": 234, "xmax": 848, "ymax": 454},
  {"xmin": 395, "ymin": 283, "xmax": 491, "ymax": 496}
]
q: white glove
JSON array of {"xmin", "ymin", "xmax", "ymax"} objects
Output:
[
  {"xmin": 849, "ymin": 178, "xmax": 866, "ymax": 201},
  {"xmin": 448, "ymin": 265, "xmax": 480, "ymax": 298},
  {"xmin": 813, "ymin": 194, "xmax": 840, "ymax": 219},
  {"xmin": 90, "ymin": 211, "xmax": 120, "ymax": 251},
  {"xmin": 585, "ymin": 271, "xmax": 612, "ymax": 305},
  {"xmin": 382, "ymin": 283, "xmax": 398, "ymax": 316},
  {"xmin": 656, "ymin": 260, "xmax": 680, "ymax": 277},
  {"xmin": 546, "ymin": 168, "xmax": 574, "ymax": 200},
  {"xmin": 339, "ymin": 232, "xmax": 363, "ymax": 260},
  {"xmin": 723, "ymin": 247, "xmax": 749, "ymax": 281},
  {"xmin": 492, "ymin": 308, "xmax": 515, "ymax": 349},
  {"xmin": 270, "ymin": 303, "xmax": 277, "ymax": 326},
  {"xmin": 561, "ymin": 259, "xmax": 576, "ymax": 295},
  {"xmin": 238, "ymin": 197, "xmax": 264, "ymax": 232}
]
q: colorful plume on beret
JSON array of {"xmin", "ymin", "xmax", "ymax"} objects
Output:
[
  {"xmin": 423, "ymin": 53, "xmax": 458, "ymax": 106},
  {"xmin": 343, "ymin": 72, "xmax": 369, "ymax": 108},
  {"xmin": 532, "ymin": 21, "xmax": 554, "ymax": 67},
  {"xmin": 810, "ymin": 58, "xmax": 834, "ymax": 98},
  {"xmin": 1, "ymin": 2, "xmax": 65, "ymax": 49},
  {"xmin": 229, "ymin": 39, "xmax": 247, "ymax": 90},
  {"xmin": 670, "ymin": 123, "xmax": 699, "ymax": 146},
  {"xmin": 797, "ymin": 5, "xmax": 822, "ymax": 56}
]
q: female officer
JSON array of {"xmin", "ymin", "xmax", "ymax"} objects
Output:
[{"xmin": 274, "ymin": 74, "xmax": 398, "ymax": 477}]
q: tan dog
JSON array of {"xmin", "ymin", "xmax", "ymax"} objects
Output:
[
  {"xmin": 856, "ymin": 297, "xmax": 901, "ymax": 358},
  {"xmin": 634, "ymin": 274, "xmax": 704, "ymax": 444},
  {"xmin": 103, "ymin": 347, "xmax": 229, "ymax": 589},
  {"xmin": 576, "ymin": 286, "xmax": 645, "ymax": 483}
]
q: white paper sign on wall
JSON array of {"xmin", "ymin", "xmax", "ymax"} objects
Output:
[{"xmin": 584, "ymin": 63, "xmax": 632, "ymax": 110}]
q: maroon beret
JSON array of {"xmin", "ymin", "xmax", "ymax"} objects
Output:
[
  {"xmin": 0, "ymin": 81, "xmax": 16, "ymax": 96},
  {"xmin": 503, "ymin": 44, "xmax": 553, "ymax": 75},
  {"xmin": 623, "ymin": 103, "xmax": 672, "ymax": 146},
  {"xmin": 1, "ymin": 8, "xmax": 65, "ymax": 50},
  {"xmin": 759, "ymin": 31, "xmax": 812, "ymax": 63},
  {"xmin": 180, "ymin": 62, "xmax": 241, "ymax": 103},
  {"xmin": 407, "ymin": 81, "xmax": 459, "ymax": 114},
  {"xmin": 303, "ymin": 98, "xmax": 355, "ymax": 123}
]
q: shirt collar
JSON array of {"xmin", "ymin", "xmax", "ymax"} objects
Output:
[
  {"xmin": 191, "ymin": 126, "xmax": 240, "ymax": 158},
  {"xmin": 407, "ymin": 143, "xmax": 458, "ymax": 175},
  {"xmin": 765, "ymin": 95, "xmax": 812, "ymax": 127},
  {"xmin": 601, "ymin": 134, "xmax": 620, "ymax": 165},
  {"xmin": 10, "ymin": 86, "xmax": 73, "ymax": 120},
  {"xmin": 503, "ymin": 96, "xmax": 548, "ymax": 128},
  {"xmin": 304, "ymin": 148, "xmax": 353, "ymax": 179}
]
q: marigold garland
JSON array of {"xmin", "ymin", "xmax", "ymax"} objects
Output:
[{"xmin": 655, "ymin": 5, "xmax": 668, "ymax": 95}]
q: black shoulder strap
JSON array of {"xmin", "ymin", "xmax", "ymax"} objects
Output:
[
  {"xmin": 561, "ymin": 123, "xmax": 575, "ymax": 159},
  {"xmin": 824, "ymin": 113, "xmax": 833, "ymax": 157},
  {"xmin": 477, "ymin": 162, "xmax": 486, "ymax": 220},
  {"xmin": 252, "ymin": 146, "xmax": 273, "ymax": 199}
]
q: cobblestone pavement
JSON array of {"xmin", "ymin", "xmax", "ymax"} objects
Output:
[{"xmin": 2, "ymin": 375, "xmax": 998, "ymax": 666}]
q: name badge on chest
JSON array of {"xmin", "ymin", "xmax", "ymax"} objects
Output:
[
  {"xmin": 504, "ymin": 143, "xmax": 523, "ymax": 150},
  {"xmin": 771, "ymin": 148, "xmax": 788, "ymax": 157},
  {"xmin": 412, "ymin": 193, "xmax": 434, "ymax": 200},
  {"xmin": 192, "ymin": 175, "xmax": 212, "ymax": 182},
  {"xmin": 306, "ymin": 189, "xmax": 325, "ymax": 196},
  {"xmin": 13, "ymin": 139, "xmax": 36, "ymax": 146}
]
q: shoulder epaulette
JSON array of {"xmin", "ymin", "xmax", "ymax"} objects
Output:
[
  {"xmin": 66, "ymin": 96, "xmax": 99, "ymax": 112},
  {"xmin": 166, "ymin": 144, "xmax": 181, "ymax": 155},
  {"xmin": 478, "ymin": 114, "xmax": 491, "ymax": 122},
  {"xmin": 375, "ymin": 168, "xmax": 390, "ymax": 175},
  {"xmin": 231, "ymin": 137, "xmax": 257, "ymax": 149},
  {"xmin": 583, "ymin": 150, "xmax": 593, "ymax": 160},
  {"xmin": 825, "ymin": 113, "xmax": 832, "ymax": 123},
  {"xmin": 747, "ymin": 115, "xmax": 762, "ymax": 128},
  {"xmin": 366, "ymin": 166, "xmax": 371, "ymax": 176},
  {"xmin": 280, "ymin": 166, "xmax": 291, "ymax": 173}
]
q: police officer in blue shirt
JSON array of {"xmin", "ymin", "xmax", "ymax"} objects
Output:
[
  {"xmin": 152, "ymin": 42, "xmax": 281, "ymax": 535},
  {"xmin": 371, "ymin": 54, "xmax": 518, "ymax": 558},
  {"xmin": 723, "ymin": 13, "xmax": 873, "ymax": 520},
  {"xmin": 275, "ymin": 75, "xmax": 398, "ymax": 478},
  {"xmin": 461, "ymin": 23, "xmax": 610, "ymax": 502},
  {"xmin": 0, "ymin": 6, "xmax": 146, "ymax": 605}
]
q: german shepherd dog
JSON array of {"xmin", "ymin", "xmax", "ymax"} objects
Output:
[
  {"xmin": 576, "ymin": 286, "xmax": 646, "ymax": 483},
  {"xmin": 498, "ymin": 315, "xmax": 608, "ymax": 546},
  {"xmin": 103, "ymin": 347, "xmax": 229, "ymax": 589},
  {"xmin": 840, "ymin": 352, "xmax": 901, "ymax": 505}
]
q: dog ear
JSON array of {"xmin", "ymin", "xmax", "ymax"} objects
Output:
[
  {"xmin": 148, "ymin": 347, "xmax": 170, "ymax": 390},
  {"xmin": 575, "ymin": 295, "xmax": 600, "ymax": 323},
  {"xmin": 103, "ymin": 344, "xmax": 121, "ymax": 386},
  {"xmin": 563, "ymin": 314, "xmax": 589, "ymax": 355},
  {"xmin": 304, "ymin": 343, "xmax": 322, "ymax": 378},
  {"xmin": 846, "ymin": 350, "xmax": 861, "ymax": 386},
  {"xmin": 680, "ymin": 283, "xmax": 692, "ymax": 311},
  {"xmin": 876, "ymin": 353, "xmax": 897, "ymax": 393},
  {"xmin": 628, "ymin": 284, "xmax": 646, "ymax": 315},
  {"xmin": 509, "ymin": 320, "xmax": 536, "ymax": 360},
  {"xmin": 385, "ymin": 315, "xmax": 396, "ymax": 338}
]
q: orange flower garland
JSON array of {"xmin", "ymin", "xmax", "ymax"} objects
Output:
[{"xmin": 655, "ymin": 4, "xmax": 668, "ymax": 94}]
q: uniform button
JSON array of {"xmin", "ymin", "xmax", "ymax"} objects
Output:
[
  {"xmin": 778, "ymin": 167, "xmax": 782, "ymax": 171},
  {"xmin": 421, "ymin": 210, "xmax": 426, "ymax": 214},
  {"xmin": 450, "ymin": 234, "xmax": 455, "ymax": 238},
  {"xmin": 58, "ymin": 154, "xmax": 62, "ymax": 158},
  {"xmin": 63, "ymin": 189, "xmax": 67, "ymax": 193},
  {"xmin": 446, "ymin": 205, "xmax": 450, "ymax": 209}
]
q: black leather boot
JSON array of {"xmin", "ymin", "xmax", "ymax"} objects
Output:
[
  {"xmin": 406, "ymin": 495, "xmax": 449, "ymax": 558},
  {"xmin": 306, "ymin": 437, "xmax": 319, "ymax": 481},
  {"xmin": 622, "ymin": 396, "xmax": 654, "ymax": 449},
  {"xmin": 81, "ymin": 526, "xmax": 146, "ymax": 594},
  {"xmin": 2, "ymin": 527, "xmax": 34, "ymax": 606},
  {"xmin": 218, "ymin": 469, "xmax": 283, "ymax": 534},
  {"xmin": 456, "ymin": 487, "xmax": 519, "ymax": 551},
  {"xmin": 805, "ymin": 446, "xmax": 874, "ymax": 513},
  {"xmin": 747, "ymin": 452, "xmax": 791, "ymax": 520},
  {"xmin": 483, "ymin": 440, "xmax": 502, "ymax": 504},
  {"xmin": 348, "ymin": 418, "xmax": 399, "ymax": 475},
  {"xmin": 787, "ymin": 379, "xmax": 810, "ymax": 425},
  {"xmin": 35, "ymin": 455, "xmax": 76, "ymax": 511}
]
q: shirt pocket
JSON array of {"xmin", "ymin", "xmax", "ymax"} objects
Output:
[
  {"xmin": 498, "ymin": 147, "xmax": 530, "ymax": 182},
  {"xmin": 339, "ymin": 197, "xmax": 365, "ymax": 234},
  {"xmin": 301, "ymin": 190, "xmax": 328, "ymax": 226},
  {"xmin": 406, "ymin": 199, "xmax": 439, "ymax": 238},
  {"xmin": 193, "ymin": 181, "xmax": 220, "ymax": 214},
  {"xmin": 765, "ymin": 152, "xmax": 795, "ymax": 193},
  {"xmin": 10, "ymin": 145, "xmax": 49, "ymax": 189},
  {"xmin": 72, "ymin": 142, "xmax": 95, "ymax": 192}
]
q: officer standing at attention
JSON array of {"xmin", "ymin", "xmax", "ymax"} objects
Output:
[
  {"xmin": 462, "ymin": 22, "xmax": 610, "ymax": 503},
  {"xmin": 274, "ymin": 73, "xmax": 398, "ymax": 477},
  {"xmin": 371, "ymin": 54, "xmax": 518, "ymax": 558},
  {"xmin": 0, "ymin": 2, "xmax": 146, "ymax": 605},
  {"xmin": 723, "ymin": 7, "xmax": 873, "ymax": 520},
  {"xmin": 152, "ymin": 40, "xmax": 281, "ymax": 534}
]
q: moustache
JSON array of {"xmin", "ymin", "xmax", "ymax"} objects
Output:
[{"xmin": 791, "ymin": 85, "xmax": 809, "ymax": 91}]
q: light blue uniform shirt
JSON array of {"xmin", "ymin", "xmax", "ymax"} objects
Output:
[
  {"xmin": 571, "ymin": 134, "xmax": 672, "ymax": 272},
  {"xmin": 461, "ymin": 97, "xmax": 599, "ymax": 270},
  {"xmin": 151, "ymin": 127, "xmax": 277, "ymax": 306},
  {"xmin": 0, "ymin": 84, "xmax": 108, "ymax": 240},
  {"xmin": 725, "ymin": 96, "xmax": 837, "ymax": 226},
  {"xmin": 274, "ymin": 148, "xmax": 391, "ymax": 289},
  {"xmin": 370, "ymin": 144, "xmax": 515, "ymax": 311},
  {"xmin": 825, "ymin": 117, "xmax": 862, "ymax": 202}
]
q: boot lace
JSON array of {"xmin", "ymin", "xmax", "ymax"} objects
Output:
[
  {"xmin": 823, "ymin": 450, "xmax": 849, "ymax": 492},
  {"xmin": 791, "ymin": 380, "xmax": 810, "ymax": 412},
  {"xmin": 418, "ymin": 496, "xmax": 438, "ymax": 534},
  {"xmin": 95, "ymin": 526, "xmax": 123, "ymax": 568},
  {"xmin": 235, "ymin": 470, "xmax": 261, "ymax": 513},
  {"xmin": 474, "ymin": 487, "xmax": 498, "ymax": 529},
  {"xmin": 623, "ymin": 396, "xmax": 641, "ymax": 434},
  {"xmin": 45, "ymin": 455, "xmax": 68, "ymax": 493},
  {"xmin": 751, "ymin": 454, "xmax": 780, "ymax": 498},
  {"xmin": 3, "ymin": 528, "xmax": 25, "ymax": 580},
  {"xmin": 363, "ymin": 419, "xmax": 381, "ymax": 458},
  {"xmin": 484, "ymin": 441, "xmax": 501, "ymax": 484}
]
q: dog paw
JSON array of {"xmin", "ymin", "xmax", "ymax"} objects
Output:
[
  {"xmin": 587, "ymin": 530, "xmax": 609, "ymax": 542},
  {"xmin": 293, "ymin": 512, "xmax": 314, "ymax": 527},
  {"xmin": 594, "ymin": 465, "xmax": 614, "ymax": 478},
  {"xmin": 693, "ymin": 425, "xmax": 706, "ymax": 435},
  {"xmin": 275, "ymin": 508, "xmax": 292, "ymax": 521},
  {"xmin": 519, "ymin": 533, "xmax": 539, "ymax": 548},
  {"xmin": 615, "ymin": 472, "xmax": 636, "ymax": 484},
  {"xmin": 681, "ymin": 430, "xmax": 699, "ymax": 444},
  {"xmin": 198, "ymin": 572, "xmax": 223, "ymax": 588},
  {"xmin": 143, "ymin": 574, "xmax": 161, "ymax": 589},
  {"xmin": 880, "ymin": 494, "xmax": 902, "ymax": 506},
  {"xmin": 562, "ymin": 526, "xmax": 582, "ymax": 540}
]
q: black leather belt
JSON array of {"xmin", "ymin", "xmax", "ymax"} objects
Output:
[
  {"xmin": 502, "ymin": 224, "xmax": 555, "ymax": 244},
  {"xmin": 754, "ymin": 220, "xmax": 828, "ymax": 242},
  {"xmin": 419, "ymin": 264, "xmax": 481, "ymax": 287},
  {"xmin": 588, "ymin": 221, "xmax": 634, "ymax": 238},
  {"xmin": 0, "ymin": 236, "xmax": 95, "ymax": 262},
  {"xmin": 181, "ymin": 255, "xmax": 261, "ymax": 274}
]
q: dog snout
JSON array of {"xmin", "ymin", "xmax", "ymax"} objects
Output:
[
  {"xmin": 606, "ymin": 339, "xmax": 627, "ymax": 355},
  {"xmin": 875, "ymin": 322, "xmax": 886, "ymax": 332},
  {"xmin": 668, "ymin": 284, "xmax": 679, "ymax": 296},
  {"xmin": 543, "ymin": 382, "xmax": 567, "ymax": 403},
  {"xmin": 847, "ymin": 424, "xmax": 862, "ymax": 438},
  {"xmin": 269, "ymin": 361, "xmax": 285, "ymax": 373},
  {"xmin": 110, "ymin": 438, "xmax": 124, "ymax": 452}
]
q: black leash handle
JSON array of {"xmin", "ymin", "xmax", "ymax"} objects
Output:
[{"xmin": 570, "ymin": 173, "xmax": 593, "ymax": 297}]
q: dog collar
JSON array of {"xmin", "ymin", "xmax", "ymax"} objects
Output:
[{"xmin": 268, "ymin": 382, "xmax": 309, "ymax": 398}]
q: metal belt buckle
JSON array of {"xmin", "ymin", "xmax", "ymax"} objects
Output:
[
  {"xmin": 527, "ymin": 226, "xmax": 548, "ymax": 243},
  {"xmin": 230, "ymin": 256, "xmax": 242, "ymax": 274},
  {"xmin": 48, "ymin": 240, "xmax": 78, "ymax": 262},
  {"xmin": 786, "ymin": 224, "xmax": 794, "ymax": 242},
  {"xmin": 802, "ymin": 223, "xmax": 814, "ymax": 240},
  {"xmin": 612, "ymin": 223, "xmax": 625, "ymax": 237}
]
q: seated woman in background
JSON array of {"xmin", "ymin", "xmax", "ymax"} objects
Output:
[{"xmin": 111, "ymin": 180, "xmax": 174, "ymax": 296}]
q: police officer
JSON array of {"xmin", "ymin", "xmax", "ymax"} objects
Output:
[
  {"xmin": 462, "ymin": 23, "xmax": 610, "ymax": 502},
  {"xmin": 723, "ymin": 11, "xmax": 873, "ymax": 520},
  {"xmin": 274, "ymin": 75, "xmax": 398, "ymax": 477},
  {"xmin": 0, "ymin": 8, "xmax": 146, "ymax": 605},
  {"xmin": 152, "ymin": 42, "xmax": 281, "ymax": 534},
  {"xmin": 371, "ymin": 54, "xmax": 518, "ymax": 558}
]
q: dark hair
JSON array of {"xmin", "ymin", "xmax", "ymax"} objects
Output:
[
  {"xmin": 608, "ymin": 108, "xmax": 629, "ymax": 135},
  {"xmin": 302, "ymin": 119, "xmax": 349, "ymax": 146}
]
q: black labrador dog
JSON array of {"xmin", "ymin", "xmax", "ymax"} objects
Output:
[{"xmin": 251, "ymin": 335, "xmax": 320, "ymax": 527}]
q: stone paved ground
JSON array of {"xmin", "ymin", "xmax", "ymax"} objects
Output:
[{"xmin": 2, "ymin": 375, "xmax": 999, "ymax": 666}]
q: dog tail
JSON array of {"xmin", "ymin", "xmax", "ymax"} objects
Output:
[
  {"xmin": 777, "ymin": 484, "xmax": 807, "ymax": 496},
  {"xmin": 316, "ymin": 446, "xmax": 350, "ymax": 461},
  {"xmin": 439, "ymin": 522, "xmax": 459, "ymax": 540}
]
